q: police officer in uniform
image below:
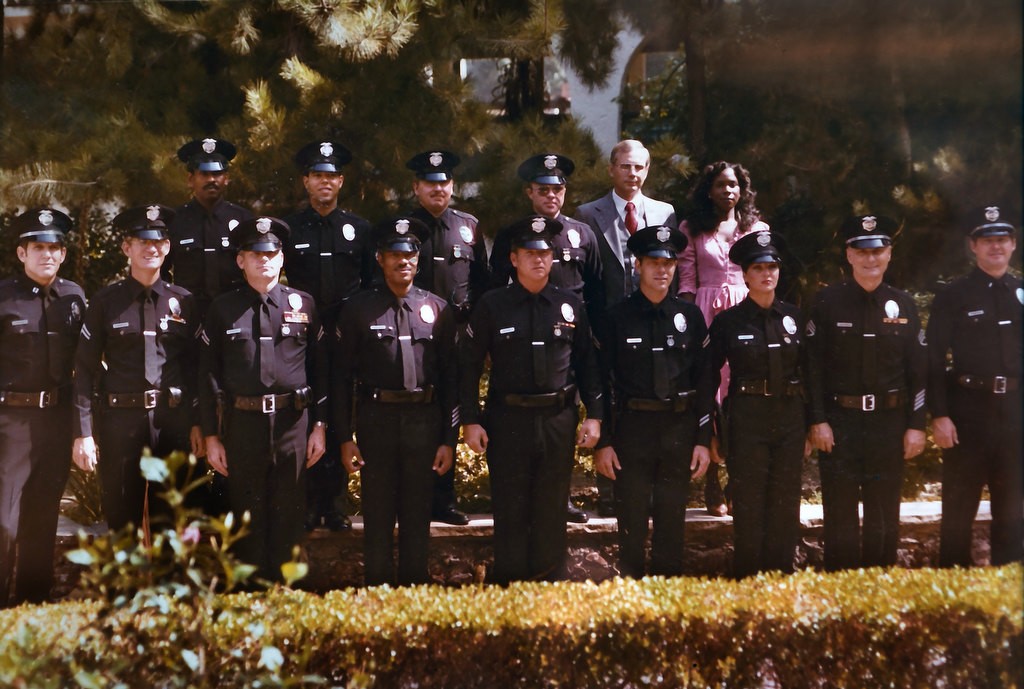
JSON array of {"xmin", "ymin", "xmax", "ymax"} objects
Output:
[
  {"xmin": 491, "ymin": 153, "xmax": 605, "ymax": 523},
  {"xmin": 200, "ymin": 217, "xmax": 328, "ymax": 581},
  {"xmin": 406, "ymin": 149, "xmax": 488, "ymax": 526},
  {"xmin": 283, "ymin": 140, "xmax": 374, "ymax": 533},
  {"xmin": 73, "ymin": 206, "xmax": 203, "ymax": 531},
  {"xmin": 163, "ymin": 137, "xmax": 253, "ymax": 314},
  {"xmin": 460, "ymin": 216, "xmax": 603, "ymax": 584},
  {"xmin": 594, "ymin": 225, "xmax": 712, "ymax": 578},
  {"xmin": 928, "ymin": 205, "xmax": 1022, "ymax": 566},
  {"xmin": 0, "ymin": 209, "xmax": 85, "ymax": 606},
  {"xmin": 806, "ymin": 215, "xmax": 927, "ymax": 571},
  {"xmin": 334, "ymin": 216, "xmax": 459, "ymax": 586},
  {"xmin": 708, "ymin": 230, "xmax": 806, "ymax": 578}
]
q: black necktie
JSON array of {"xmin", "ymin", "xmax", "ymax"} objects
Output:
[
  {"xmin": 993, "ymin": 278, "xmax": 1017, "ymax": 371},
  {"xmin": 143, "ymin": 289, "xmax": 159, "ymax": 387},
  {"xmin": 653, "ymin": 308, "xmax": 671, "ymax": 399},
  {"xmin": 320, "ymin": 217, "xmax": 336, "ymax": 306},
  {"xmin": 259, "ymin": 296, "xmax": 276, "ymax": 387},
  {"xmin": 203, "ymin": 214, "xmax": 220, "ymax": 298},
  {"xmin": 396, "ymin": 299, "xmax": 418, "ymax": 391},
  {"xmin": 862, "ymin": 294, "xmax": 878, "ymax": 391},
  {"xmin": 41, "ymin": 287, "xmax": 61, "ymax": 383},
  {"xmin": 530, "ymin": 294, "xmax": 548, "ymax": 388},
  {"xmin": 765, "ymin": 308, "xmax": 784, "ymax": 397}
]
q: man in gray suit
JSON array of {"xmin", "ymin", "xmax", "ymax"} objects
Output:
[{"xmin": 575, "ymin": 139, "xmax": 677, "ymax": 516}]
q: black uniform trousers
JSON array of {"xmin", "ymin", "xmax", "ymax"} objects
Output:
[
  {"xmin": 96, "ymin": 405, "xmax": 192, "ymax": 532},
  {"xmin": 726, "ymin": 394, "xmax": 805, "ymax": 578},
  {"xmin": 0, "ymin": 404, "xmax": 72, "ymax": 605},
  {"xmin": 357, "ymin": 399, "xmax": 439, "ymax": 586},
  {"xmin": 223, "ymin": 406, "xmax": 307, "ymax": 581},
  {"xmin": 612, "ymin": 409, "xmax": 696, "ymax": 578},
  {"xmin": 818, "ymin": 405, "xmax": 906, "ymax": 571},
  {"xmin": 940, "ymin": 389, "xmax": 1023, "ymax": 567},
  {"xmin": 485, "ymin": 403, "xmax": 578, "ymax": 585}
]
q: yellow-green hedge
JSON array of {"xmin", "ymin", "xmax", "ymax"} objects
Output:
[{"xmin": 2, "ymin": 565, "xmax": 1020, "ymax": 688}]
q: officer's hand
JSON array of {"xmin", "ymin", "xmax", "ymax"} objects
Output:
[
  {"xmin": 463, "ymin": 424, "xmax": 488, "ymax": 454},
  {"xmin": 189, "ymin": 426, "xmax": 206, "ymax": 458},
  {"xmin": 341, "ymin": 440, "xmax": 364, "ymax": 474},
  {"xmin": 433, "ymin": 445, "xmax": 454, "ymax": 475},
  {"xmin": 690, "ymin": 445, "xmax": 711, "ymax": 479},
  {"xmin": 809, "ymin": 422, "xmax": 834, "ymax": 453},
  {"xmin": 903, "ymin": 428, "xmax": 926, "ymax": 460},
  {"xmin": 205, "ymin": 436, "xmax": 228, "ymax": 476},
  {"xmin": 593, "ymin": 446, "xmax": 620, "ymax": 481},
  {"xmin": 931, "ymin": 416, "xmax": 958, "ymax": 449},
  {"xmin": 710, "ymin": 435, "xmax": 726, "ymax": 465},
  {"xmin": 72, "ymin": 436, "xmax": 98, "ymax": 473},
  {"xmin": 576, "ymin": 419, "xmax": 601, "ymax": 448},
  {"xmin": 306, "ymin": 425, "xmax": 327, "ymax": 467}
]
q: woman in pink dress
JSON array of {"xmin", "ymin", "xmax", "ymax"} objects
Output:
[{"xmin": 678, "ymin": 162, "xmax": 769, "ymax": 516}]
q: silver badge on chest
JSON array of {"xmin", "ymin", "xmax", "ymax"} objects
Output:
[
  {"xmin": 343, "ymin": 223, "xmax": 356, "ymax": 241},
  {"xmin": 674, "ymin": 312, "xmax": 686, "ymax": 333},
  {"xmin": 884, "ymin": 300, "xmax": 900, "ymax": 319}
]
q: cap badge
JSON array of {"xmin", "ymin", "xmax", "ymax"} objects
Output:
[
  {"xmin": 985, "ymin": 206, "xmax": 1000, "ymax": 222},
  {"xmin": 657, "ymin": 227, "xmax": 670, "ymax": 242},
  {"xmin": 884, "ymin": 300, "xmax": 900, "ymax": 319},
  {"xmin": 38, "ymin": 210, "xmax": 53, "ymax": 226},
  {"xmin": 674, "ymin": 312, "xmax": 687, "ymax": 333},
  {"xmin": 420, "ymin": 304, "xmax": 436, "ymax": 323},
  {"xmin": 561, "ymin": 303, "xmax": 575, "ymax": 322},
  {"xmin": 783, "ymin": 315, "xmax": 797, "ymax": 335},
  {"xmin": 146, "ymin": 206, "xmax": 161, "ymax": 222},
  {"xmin": 395, "ymin": 219, "xmax": 410, "ymax": 235},
  {"xmin": 459, "ymin": 225, "xmax": 474, "ymax": 244},
  {"xmin": 757, "ymin": 232, "xmax": 771, "ymax": 246},
  {"xmin": 201, "ymin": 138, "xmax": 217, "ymax": 154},
  {"xmin": 320, "ymin": 142, "xmax": 334, "ymax": 157},
  {"xmin": 429, "ymin": 152, "xmax": 443, "ymax": 167},
  {"xmin": 568, "ymin": 228, "xmax": 581, "ymax": 248},
  {"xmin": 256, "ymin": 218, "xmax": 272, "ymax": 234},
  {"xmin": 343, "ymin": 223, "xmax": 356, "ymax": 241},
  {"xmin": 531, "ymin": 218, "xmax": 546, "ymax": 233},
  {"xmin": 862, "ymin": 216, "xmax": 877, "ymax": 232},
  {"xmin": 288, "ymin": 293, "xmax": 304, "ymax": 311},
  {"xmin": 543, "ymin": 155, "xmax": 558, "ymax": 170}
]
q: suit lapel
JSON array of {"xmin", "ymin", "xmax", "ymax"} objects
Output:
[{"xmin": 597, "ymin": 193, "xmax": 625, "ymax": 268}]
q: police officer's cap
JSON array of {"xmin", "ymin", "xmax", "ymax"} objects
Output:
[
  {"xmin": 406, "ymin": 150, "xmax": 460, "ymax": 182},
  {"xmin": 517, "ymin": 153, "xmax": 575, "ymax": 185},
  {"xmin": 374, "ymin": 216, "xmax": 429, "ymax": 253},
  {"xmin": 233, "ymin": 216, "xmax": 291, "ymax": 252},
  {"xmin": 505, "ymin": 215, "xmax": 564, "ymax": 251},
  {"xmin": 113, "ymin": 205, "xmax": 175, "ymax": 241},
  {"xmin": 11, "ymin": 208, "xmax": 72, "ymax": 244},
  {"xmin": 729, "ymin": 230, "xmax": 785, "ymax": 269},
  {"xmin": 295, "ymin": 140, "xmax": 352, "ymax": 174},
  {"xmin": 177, "ymin": 137, "xmax": 237, "ymax": 172},
  {"xmin": 627, "ymin": 225, "xmax": 688, "ymax": 259},
  {"xmin": 841, "ymin": 214, "xmax": 897, "ymax": 249},
  {"xmin": 968, "ymin": 204, "xmax": 1017, "ymax": 238}
]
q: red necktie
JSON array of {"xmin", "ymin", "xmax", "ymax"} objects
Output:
[{"xmin": 625, "ymin": 202, "xmax": 638, "ymax": 235}]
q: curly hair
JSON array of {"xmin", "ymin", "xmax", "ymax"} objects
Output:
[{"xmin": 685, "ymin": 161, "xmax": 762, "ymax": 236}]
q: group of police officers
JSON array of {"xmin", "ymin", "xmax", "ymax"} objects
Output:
[{"xmin": 0, "ymin": 135, "xmax": 1019, "ymax": 602}]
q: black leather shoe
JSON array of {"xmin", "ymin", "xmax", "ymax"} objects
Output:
[
  {"xmin": 323, "ymin": 511, "xmax": 352, "ymax": 531},
  {"xmin": 433, "ymin": 506, "xmax": 470, "ymax": 525},
  {"xmin": 566, "ymin": 503, "xmax": 589, "ymax": 523}
]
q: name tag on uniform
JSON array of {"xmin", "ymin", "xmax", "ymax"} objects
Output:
[
  {"xmin": 113, "ymin": 322, "xmax": 129, "ymax": 329},
  {"xmin": 968, "ymin": 310, "xmax": 984, "ymax": 317},
  {"xmin": 626, "ymin": 337, "xmax": 642, "ymax": 344},
  {"xmin": 837, "ymin": 322, "xmax": 853, "ymax": 328},
  {"xmin": 284, "ymin": 311, "xmax": 309, "ymax": 324},
  {"xmin": 737, "ymin": 334, "xmax": 754, "ymax": 340},
  {"xmin": 370, "ymin": 324, "xmax": 387, "ymax": 330},
  {"xmin": 295, "ymin": 243, "xmax": 310, "ymax": 249},
  {"xmin": 226, "ymin": 328, "xmax": 241, "ymax": 335},
  {"xmin": 180, "ymin": 238, "xmax": 194, "ymax": 245},
  {"xmin": 320, "ymin": 252, "xmax": 331, "ymax": 257},
  {"xmin": 11, "ymin": 319, "xmax": 28, "ymax": 326},
  {"xmin": 500, "ymin": 327, "xmax": 516, "ymax": 334}
]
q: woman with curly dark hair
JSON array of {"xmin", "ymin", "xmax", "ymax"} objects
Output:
[{"xmin": 678, "ymin": 161, "xmax": 769, "ymax": 516}]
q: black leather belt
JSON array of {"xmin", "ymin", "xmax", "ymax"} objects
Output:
[
  {"xmin": 106, "ymin": 389, "xmax": 172, "ymax": 409},
  {"xmin": 233, "ymin": 393, "xmax": 295, "ymax": 414},
  {"xmin": 361, "ymin": 385, "xmax": 435, "ymax": 404},
  {"xmin": 957, "ymin": 374, "xmax": 1019, "ymax": 394},
  {"xmin": 0, "ymin": 388, "xmax": 61, "ymax": 408},
  {"xmin": 498, "ymin": 385, "xmax": 576, "ymax": 409},
  {"xmin": 735, "ymin": 380, "xmax": 802, "ymax": 397},
  {"xmin": 624, "ymin": 391, "xmax": 695, "ymax": 413},
  {"xmin": 830, "ymin": 390, "xmax": 905, "ymax": 412}
]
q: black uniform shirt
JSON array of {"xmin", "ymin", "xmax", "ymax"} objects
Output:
[
  {"xmin": 332, "ymin": 285, "xmax": 459, "ymax": 446},
  {"xmin": 73, "ymin": 277, "xmax": 200, "ymax": 437},
  {"xmin": 708, "ymin": 296, "xmax": 803, "ymax": 395},
  {"xmin": 199, "ymin": 283, "xmax": 328, "ymax": 436},
  {"xmin": 409, "ymin": 205, "xmax": 488, "ymax": 319},
  {"xmin": 163, "ymin": 198, "xmax": 253, "ymax": 302},
  {"xmin": 926, "ymin": 267, "xmax": 1023, "ymax": 417},
  {"xmin": 598, "ymin": 289, "xmax": 713, "ymax": 447},
  {"xmin": 804, "ymin": 280, "xmax": 927, "ymax": 428},
  {"xmin": 460, "ymin": 281, "xmax": 603, "ymax": 425},
  {"xmin": 282, "ymin": 205, "xmax": 374, "ymax": 313},
  {"xmin": 0, "ymin": 274, "xmax": 85, "ymax": 391}
]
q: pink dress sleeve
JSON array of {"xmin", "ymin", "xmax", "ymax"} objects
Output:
[{"xmin": 677, "ymin": 220, "xmax": 698, "ymax": 294}]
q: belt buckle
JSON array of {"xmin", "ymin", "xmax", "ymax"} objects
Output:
[
  {"xmin": 993, "ymin": 376, "xmax": 1007, "ymax": 394},
  {"xmin": 144, "ymin": 390, "xmax": 159, "ymax": 409},
  {"xmin": 38, "ymin": 391, "xmax": 51, "ymax": 408},
  {"xmin": 262, "ymin": 394, "xmax": 277, "ymax": 414},
  {"xmin": 861, "ymin": 394, "xmax": 876, "ymax": 412}
]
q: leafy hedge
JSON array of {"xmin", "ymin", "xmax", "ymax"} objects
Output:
[{"xmin": 1, "ymin": 565, "xmax": 1019, "ymax": 688}]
